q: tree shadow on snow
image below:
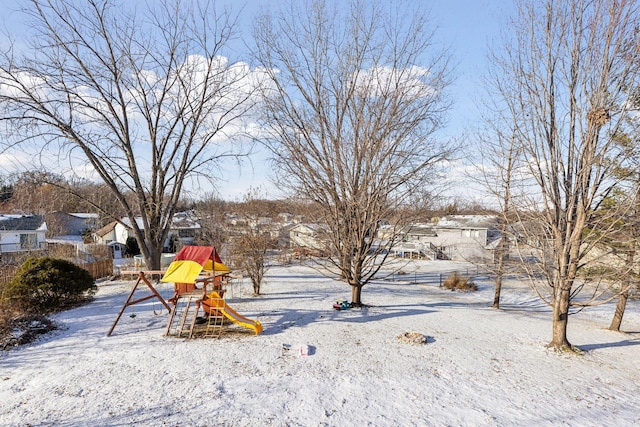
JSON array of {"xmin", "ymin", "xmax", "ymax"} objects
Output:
[
  {"xmin": 579, "ymin": 334, "xmax": 640, "ymax": 351},
  {"xmin": 260, "ymin": 305, "xmax": 437, "ymax": 335}
]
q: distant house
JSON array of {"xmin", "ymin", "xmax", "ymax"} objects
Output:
[
  {"xmin": 169, "ymin": 211, "xmax": 202, "ymax": 248},
  {"xmin": 394, "ymin": 215, "xmax": 502, "ymax": 263},
  {"xmin": 92, "ymin": 221, "xmax": 117, "ymax": 245},
  {"xmin": 46, "ymin": 212, "xmax": 100, "ymax": 241},
  {"xmin": 0, "ymin": 214, "xmax": 47, "ymax": 254},
  {"xmin": 289, "ymin": 223, "xmax": 329, "ymax": 255},
  {"xmin": 390, "ymin": 223, "xmax": 441, "ymax": 259},
  {"xmin": 92, "ymin": 221, "xmax": 125, "ymax": 259},
  {"xmin": 107, "ymin": 211, "xmax": 202, "ymax": 252}
]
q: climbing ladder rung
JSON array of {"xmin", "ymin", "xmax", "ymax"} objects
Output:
[{"xmin": 165, "ymin": 295, "xmax": 200, "ymax": 338}]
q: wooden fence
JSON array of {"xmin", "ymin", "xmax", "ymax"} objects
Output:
[{"xmin": 77, "ymin": 259, "xmax": 114, "ymax": 280}]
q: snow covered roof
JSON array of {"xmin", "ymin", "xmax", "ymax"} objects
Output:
[
  {"xmin": 120, "ymin": 212, "xmax": 201, "ymax": 231},
  {"xmin": 404, "ymin": 223, "xmax": 438, "ymax": 236},
  {"xmin": 436, "ymin": 215, "xmax": 499, "ymax": 230},
  {"xmin": 68, "ymin": 213, "xmax": 100, "ymax": 219},
  {"xmin": 0, "ymin": 214, "xmax": 47, "ymax": 231}
]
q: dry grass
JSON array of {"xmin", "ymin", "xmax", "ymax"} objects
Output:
[
  {"xmin": 442, "ymin": 272, "xmax": 478, "ymax": 292},
  {"xmin": 0, "ymin": 301, "xmax": 21, "ymax": 337},
  {"xmin": 0, "ymin": 301, "xmax": 57, "ymax": 350}
]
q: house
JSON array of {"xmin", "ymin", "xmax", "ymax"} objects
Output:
[
  {"xmin": 46, "ymin": 212, "xmax": 100, "ymax": 239},
  {"xmin": 92, "ymin": 221, "xmax": 125, "ymax": 259},
  {"xmin": 0, "ymin": 214, "xmax": 47, "ymax": 254},
  {"xmin": 169, "ymin": 211, "xmax": 202, "ymax": 248},
  {"xmin": 106, "ymin": 212, "xmax": 202, "ymax": 253},
  {"xmin": 289, "ymin": 223, "xmax": 329, "ymax": 255},
  {"xmin": 390, "ymin": 223, "xmax": 441, "ymax": 259},
  {"xmin": 93, "ymin": 221, "xmax": 117, "ymax": 245},
  {"xmin": 394, "ymin": 215, "xmax": 502, "ymax": 263}
]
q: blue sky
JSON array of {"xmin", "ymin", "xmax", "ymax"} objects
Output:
[
  {"xmin": 218, "ymin": 0, "xmax": 512, "ymax": 201},
  {"xmin": 0, "ymin": 0, "xmax": 512, "ymax": 202}
]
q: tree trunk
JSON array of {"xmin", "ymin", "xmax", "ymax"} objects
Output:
[
  {"xmin": 493, "ymin": 131, "xmax": 514, "ymax": 310},
  {"xmin": 493, "ymin": 273, "xmax": 503, "ymax": 309},
  {"xmin": 549, "ymin": 286, "xmax": 572, "ymax": 350},
  {"xmin": 492, "ymin": 218, "xmax": 507, "ymax": 309},
  {"xmin": 143, "ymin": 242, "xmax": 163, "ymax": 271},
  {"xmin": 609, "ymin": 232, "xmax": 636, "ymax": 332},
  {"xmin": 351, "ymin": 284, "xmax": 363, "ymax": 307},
  {"xmin": 609, "ymin": 289, "xmax": 628, "ymax": 331}
]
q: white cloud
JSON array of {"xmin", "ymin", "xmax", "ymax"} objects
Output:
[{"xmin": 354, "ymin": 65, "xmax": 437, "ymax": 98}]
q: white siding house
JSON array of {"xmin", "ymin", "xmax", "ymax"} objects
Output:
[
  {"xmin": 0, "ymin": 215, "xmax": 47, "ymax": 253},
  {"xmin": 289, "ymin": 223, "xmax": 329, "ymax": 254},
  {"xmin": 111, "ymin": 212, "xmax": 202, "ymax": 251},
  {"xmin": 394, "ymin": 215, "xmax": 502, "ymax": 263}
]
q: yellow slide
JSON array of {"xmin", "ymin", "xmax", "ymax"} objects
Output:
[{"xmin": 202, "ymin": 292, "xmax": 263, "ymax": 335}]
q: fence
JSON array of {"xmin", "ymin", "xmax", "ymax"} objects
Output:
[{"xmin": 77, "ymin": 259, "xmax": 114, "ymax": 280}]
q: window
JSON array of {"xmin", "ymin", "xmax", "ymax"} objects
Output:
[
  {"xmin": 178, "ymin": 229, "xmax": 195, "ymax": 238},
  {"xmin": 462, "ymin": 229, "xmax": 480, "ymax": 238},
  {"xmin": 20, "ymin": 233, "xmax": 38, "ymax": 249}
]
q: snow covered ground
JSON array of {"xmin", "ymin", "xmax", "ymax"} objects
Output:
[{"xmin": 1, "ymin": 259, "xmax": 639, "ymax": 426}]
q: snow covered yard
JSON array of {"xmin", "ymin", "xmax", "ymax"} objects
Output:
[{"xmin": 1, "ymin": 260, "xmax": 639, "ymax": 426}]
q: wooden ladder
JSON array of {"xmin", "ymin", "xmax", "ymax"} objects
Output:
[{"xmin": 165, "ymin": 295, "xmax": 200, "ymax": 338}]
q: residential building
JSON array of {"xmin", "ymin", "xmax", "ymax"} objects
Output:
[
  {"xmin": 394, "ymin": 215, "xmax": 502, "ymax": 263},
  {"xmin": 289, "ymin": 223, "xmax": 329, "ymax": 255},
  {"xmin": 102, "ymin": 212, "xmax": 202, "ymax": 252},
  {"xmin": 0, "ymin": 214, "xmax": 47, "ymax": 254}
]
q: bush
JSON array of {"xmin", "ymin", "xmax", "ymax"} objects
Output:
[
  {"xmin": 124, "ymin": 236, "xmax": 140, "ymax": 257},
  {"xmin": 4, "ymin": 257, "xmax": 97, "ymax": 314},
  {"xmin": 442, "ymin": 272, "xmax": 478, "ymax": 292}
]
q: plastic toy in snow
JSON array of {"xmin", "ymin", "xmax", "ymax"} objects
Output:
[{"xmin": 333, "ymin": 300, "xmax": 351, "ymax": 310}]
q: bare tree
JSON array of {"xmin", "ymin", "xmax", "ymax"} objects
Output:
[
  {"xmin": 251, "ymin": 0, "xmax": 453, "ymax": 306},
  {"xmin": 483, "ymin": 128, "xmax": 519, "ymax": 310},
  {"xmin": 193, "ymin": 195, "xmax": 228, "ymax": 252},
  {"xmin": 487, "ymin": 0, "xmax": 640, "ymax": 350},
  {"xmin": 230, "ymin": 232, "xmax": 272, "ymax": 295},
  {"xmin": 0, "ymin": 0, "xmax": 263, "ymax": 269},
  {"xmin": 228, "ymin": 189, "xmax": 277, "ymax": 295}
]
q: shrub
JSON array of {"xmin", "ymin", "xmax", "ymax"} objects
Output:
[
  {"xmin": 124, "ymin": 236, "xmax": 140, "ymax": 257},
  {"xmin": 442, "ymin": 272, "xmax": 478, "ymax": 292},
  {"xmin": 4, "ymin": 257, "xmax": 97, "ymax": 314}
]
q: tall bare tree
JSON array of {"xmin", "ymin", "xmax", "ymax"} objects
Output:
[
  {"xmin": 251, "ymin": 0, "xmax": 453, "ymax": 305},
  {"xmin": 472, "ymin": 85, "xmax": 527, "ymax": 310},
  {"xmin": 0, "ymin": 0, "xmax": 263, "ymax": 269},
  {"xmin": 487, "ymin": 0, "xmax": 640, "ymax": 350}
]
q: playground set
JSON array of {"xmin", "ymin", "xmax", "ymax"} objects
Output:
[{"xmin": 107, "ymin": 246, "xmax": 262, "ymax": 338}]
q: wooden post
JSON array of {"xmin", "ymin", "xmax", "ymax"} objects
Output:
[{"xmin": 107, "ymin": 270, "xmax": 170, "ymax": 336}]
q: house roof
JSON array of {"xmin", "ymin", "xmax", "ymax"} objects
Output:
[
  {"xmin": 120, "ymin": 212, "xmax": 201, "ymax": 231},
  {"xmin": 436, "ymin": 215, "xmax": 500, "ymax": 230},
  {"xmin": 0, "ymin": 214, "xmax": 47, "ymax": 231},
  {"xmin": 404, "ymin": 224, "xmax": 437, "ymax": 236},
  {"xmin": 94, "ymin": 221, "xmax": 117, "ymax": 237},
  {"xmin": 120, "ymin": 217, "xmax": 146, "ymax": 230},
  {"xmin": 289, "ymin": 223, "xmax": 328, "ymax": 233},
  {"xmin": 68, "ymin": 213, "xmax": 99, "ymax": 219},
  {"xmin": 171, "ymin": 211, "xmax": 201, "ymax": 230}
]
